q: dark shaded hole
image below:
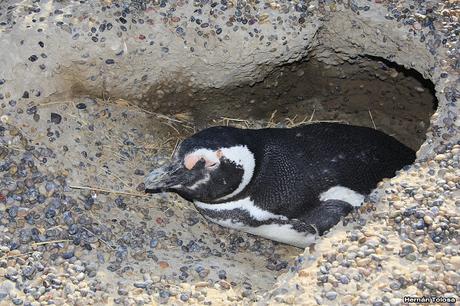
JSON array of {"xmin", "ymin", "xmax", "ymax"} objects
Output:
[
  {"xmin": 365, "ymin": 55, "xmax": 438, "ymax": 110},
  {"xmin": 151, "ymin": 56, "xmax": 438, "ymax": 151}
]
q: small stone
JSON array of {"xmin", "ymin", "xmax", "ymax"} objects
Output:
[
  {"xmin": 401, "ymin": 244, "xmax": 415, "ymax": 255},
  {"xmin": 423, "ymin": 215, "xmax": 433, "ymax": 225},
  {"xmin": 218, "ymin": 270, "xmax": 227, "ymax": 280},
  {"xmin": 390, "ymin": 281, "xmax": 401, "ymax": 290},
  {"xmin": 450, "ymin": 256, "xmax": 460, "ymax": 269},
  {"xmin": 435, "ymin": 154, "xmax": 446, "ymax": 161},
  {"xmin": 118, "ymin": 288, "xmax": 128, "ymax": 296},
  {"xmin": 339, "ymin": 275, "xmax": 350, "ymax": 284},
  {"xmin": 180, "ymin": 293, "xmax": 189, "ymax": 302},
  {"xmin": 76, "ymin": 103, "xmax": 86, "ymax": 110},
  {"xmin": 50, "ymin": 113, "xmax": 62, "ymax": 124},
  {"xmin": 150, "ymin": 239, "xmax": 158, "ymax": 248},
  {"xmin": 219, "ymin": 280, "xmax": 231, "ymax": 289},
  {"xmin": 356, "ymin": 258, "xmax": 371, "ymax": 267},
  {"xmin": 325, "ymin": 291, "xmax": 337, "ymax": 300},
  {"xmin": 444, "ymin": 271, "xmax": 460, "ymax": 285},
  {"xmin": 158, "ymin": 261, "xmax": 169, "ymax": 269}
]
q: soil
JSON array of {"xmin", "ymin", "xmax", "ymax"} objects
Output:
[{"xmin": 151, "ymin": 58, "xmax": 437, "ymax": 150}]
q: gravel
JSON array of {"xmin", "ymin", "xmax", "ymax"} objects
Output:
[
  {"xmin": 0, "ymin": 0, "xmax": 458, "ymax": 304},
  {"xmin": 0, "ymin": 98, "xmax": 299, "ymax": 305}
]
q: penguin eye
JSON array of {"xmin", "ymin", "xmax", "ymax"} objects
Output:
[
  {"xmin": 206, "ymin": 162, "xmax": 218, "ymax": 169},
  {"xmin": 204, "ymin": 158, "xmax": 220, "ymax": 169}
]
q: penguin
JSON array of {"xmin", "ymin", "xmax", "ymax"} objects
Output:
[{"xmin": 144, "ymin": 122, "xmax": 415, "ymax": 248}]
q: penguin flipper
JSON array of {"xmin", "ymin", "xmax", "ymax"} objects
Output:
[{"xmin": 299, "ymin": 200, "xmax": 354, "ymax": 235}]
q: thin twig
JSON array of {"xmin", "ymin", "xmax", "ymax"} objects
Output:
[
  {"xmin": 162, "ymin": 121, "xmax": 181, "ymax": 135},
  {"xmin": 0, "ymin": 144, "xmax": 25, "ymax": 152},
  {"xmin": 170, "ymin": 138, "xmax": 181, "ymax": 158},
  {"xmin": 220, "ymin": 117, "xmax": 249, "ymax": 123},
  {"xmin": 309, "ymin": 107, "xmax": 316, "ymax": 122},
  {"xmin": 69, "ymin": 185, "xmax": 148, "ymax": 197},
  {"xmin": 96, "ymin": 167, "xmax": 131, "ymax": 188},
  {"xmin": 31, "ymin": 239, "xmax": 73, "ymax": 246},
  {"xmin": 37, "ymin": 100, "xmax": 72, "ymax": 107},
  {"xmin": 81, "ymin": 226, "xmax": 116, "ymax": 250},
  {"xmin": 266, "ymin": 110, "xmax": 278, "ymax": 127},
  {"xmin": 368, "ymin": 109, "xmax": 377, "ymax": 129},
  {"xmin": 114, "ymin": 98, "xmax": 185, "ymax": 124}
]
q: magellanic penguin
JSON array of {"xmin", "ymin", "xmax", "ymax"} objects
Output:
[{"xmin": 144, "ymin": 123, "xmax": 415, "ymax": 248}]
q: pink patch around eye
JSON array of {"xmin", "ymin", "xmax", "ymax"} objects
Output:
[
  {"xmin": 184, "ymin": 154, "xmax": 200, "ymax": 170},
  {"xmin": 185, "ymin": 150, "xmax": 223, "ymax": 170}
]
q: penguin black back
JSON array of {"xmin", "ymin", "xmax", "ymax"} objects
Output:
[{"xmin": 237, "ymin": 123, "xmax": 415, "ymax": 217}]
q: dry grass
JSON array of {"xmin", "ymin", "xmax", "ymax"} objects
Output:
[
  {"xmin": 368, "ymin": 109, "xmax": 377, "ymax": 129},
  {"xmin": 81, "ymin": 226, "xmax": 116, "ymax": 250},
  {"xmin": 211, "ymin": 107, "xmax": 349, "ymax": 132},
  {"xmin": 0, "ymin": 144, "xmax": 26, "ymax": 152},
  {"xmin": 69, "ymin": 185, "xmax": 148, "ymax": 197},
  {"xmin": 31, "ymin": 239, "xmax": 73, "ymax": 246}
]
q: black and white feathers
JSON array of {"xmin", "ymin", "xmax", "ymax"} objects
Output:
[{"xmin": 145, "ymin": 123, "xmax": 415, "ymax": 247}]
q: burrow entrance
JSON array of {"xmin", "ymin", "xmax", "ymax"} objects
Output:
[
  {"xmin": 144, "ymin": 57, "xmax": 437, "ymax": 150},
  {"xmin": 0, "ymin": 56, "xmax": 437, "ymax": 305},
  {"xmin": 121, "ymin": 56, "xmax": 437, "ymax": 301}
]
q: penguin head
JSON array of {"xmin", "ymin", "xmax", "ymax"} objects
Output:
[{"xmin": 144, "ymin": 126, "xmax": 255, "ymax": 203}]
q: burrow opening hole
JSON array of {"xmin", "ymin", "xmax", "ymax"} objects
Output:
[
  {"xmin": 140, "ymin": 55, "xmax": 437, "ymax": 295},
  {"xmin": 152, "ymin": 56, "xmax": 437, "ymax": 151},
  {"xmin": 52, "ymin": 56, "xmax": 437, "ymax": 300}
]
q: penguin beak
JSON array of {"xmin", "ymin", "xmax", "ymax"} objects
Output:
[{"xmin": 144, "ymin": 161, "xmax": 185, "ymax": 193}]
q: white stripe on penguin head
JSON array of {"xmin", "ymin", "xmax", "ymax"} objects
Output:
[{"xmin": 217, "ymin": 145, "xmax": 255, "ymax": 200}]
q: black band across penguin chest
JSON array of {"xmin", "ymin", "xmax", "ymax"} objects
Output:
[{"xmin": 194, "ymin": 200, "xmax": 318, "ymax": 248}]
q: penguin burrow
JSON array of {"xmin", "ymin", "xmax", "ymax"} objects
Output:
[{"xmin": 144, "ymin": 122, "xmax": 416, "ymax": 248}]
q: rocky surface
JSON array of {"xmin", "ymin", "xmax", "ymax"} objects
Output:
[
  {"xmin": 0, "ymin": 98, "xmax": 302, "ymax": 305},
  {"xmin": 0, "ymin": 0, "xmax": 459, "ymax": 305}
]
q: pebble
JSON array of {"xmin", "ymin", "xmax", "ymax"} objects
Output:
[
  {"xmin": 50, "ymin": 113, "xmax": 62, "ymax": 124},
  {"xmin": 75, "ymin": 102, "xmax": 86, "ymax": 109},
  {"xmin": 180, "ymin": 293, "xmax": 190, "ymax": 302},
  {"xmin": 158, "ymin": 261, "xmax": 169, "ymax": 269},
  {"xmin": 325, "ymin": 291, "xmax": 337, "ymax": 300},
  {"xmin": 444, "ymin": 271, "xmax": 460, "ymax": 285},
  {"xmin": 423, "ymin": 215, "xmax": 433, "ymax": 225},
  {"xmin": 339, "ymin": 275, "xmax": 350, "ymax": 284}
]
